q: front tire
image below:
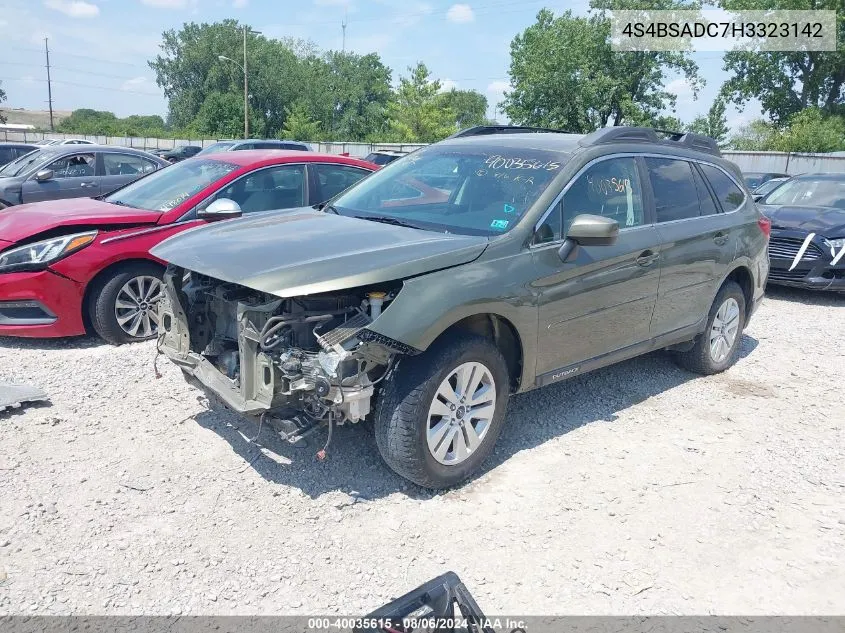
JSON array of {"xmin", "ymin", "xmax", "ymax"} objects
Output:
[
  {"xmin": 89, "ymin": 263, "xmax": 164, "ymax": 345},
  {"xmin": 674, "ymin": 281, "xmax": 746, "ymax": 375},
  {"xmin": 374, "ymin": 333, "xmax": 510, "ymax": 489}
]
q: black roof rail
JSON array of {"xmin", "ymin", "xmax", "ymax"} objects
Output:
[
  {"xmin": 446, "ymin": 125, "xmax": 570, "ymax": 139},
  {"xmin": 578, "ymin": 126, "xmax": 721, "ymax": 156}
]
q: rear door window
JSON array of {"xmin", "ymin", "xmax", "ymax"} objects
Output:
[
  {"xmin": 103, "ymin": 153, "xmax": 159, "ymax": 176},
  {"xmin": 700, "ymin": 164, "xmax": 745, "ymax": 212},
  {"xmin": 645, "ymin": 158, "xmax": 701, "ymax": 222},
  {"xmin": 312, "ymin": 163, "xmax": 371, "ymax": 202}
]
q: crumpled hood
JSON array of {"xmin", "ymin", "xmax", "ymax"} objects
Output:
[
  {"xmin": 760, "ymin": 205, "xmax": 845, "ymax": 236},
  {"xmin": 0, "ymin": 198, "xmax": 162, "ymax": 244},
  {"xmin": 151, "ymin": 209, "xmax": 489, "ymax": 297}
]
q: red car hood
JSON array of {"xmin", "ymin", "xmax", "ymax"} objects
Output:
[{"xmin": 0, "ymin": 198, "xmax": 162, "ymax": 244}]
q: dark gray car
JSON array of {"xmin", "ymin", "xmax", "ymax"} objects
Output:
[
  {"xmin": 153, "ymin": 126, "xmax": 770, "ymax": 489},
  {"xmin": 0, "ymin": 145, "xmax": 168, "ymax": 208}
]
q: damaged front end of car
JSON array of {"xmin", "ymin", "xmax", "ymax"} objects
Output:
[{"xmin": 157, "ymin": 265, "xmax": 418, "ymax": 429}]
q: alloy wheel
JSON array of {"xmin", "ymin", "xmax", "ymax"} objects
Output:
[
  {"xmin": 426, "ymin": 361, "xmax": 497, "ymax": 466},
  {"xmin": 709, "ymin": 297, "xmax": 740, "ymax": 363},
  {"xmin": 114, "ymin": 275, "xmax": 163, "ymax": 339}
]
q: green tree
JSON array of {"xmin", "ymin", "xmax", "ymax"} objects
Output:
[
  {"xmin": 716, "ymin": 0, "xmax": 845, "ymax": 123},
  {"xmin": 728, "ymin": 119, "xmax": 777, "ymax": 150},
  {"xmin": 771, "ymin": 108, "xmax": 845, "ymax": 153},
  {"xmin": 281, "ymin": 102, "xmax": 321, "ymax": 141},
  {"xmin": 687, "ymin": 100, "xmax": 729, "ymax": 145},
  {"xmin": 0, "ymin": 82, "xmax": 7, "ymax": 124},
  {"xmin": 189, "ymin": 92, "xmax": 246, "ymax": 139},
  {"xmin": 437, "ymin": 89, "xmax": 488, "ymax": 129},
  {"xmin": 306, "ymin": 51, "xmax": 394, "ymax": 141},
  {"xmin": 388, "ymin": 63, "xmax": 457, "ymax": 142},
  {"xmin": 149, "ymin": 21, "xmax": 396, "ymax": 141},
  {"xmin": 150, "ymin": 20, "xmax": 304, "ymax": 137},
  {"xmin": 504, "ymin": 4, "xmax": 702, "ymax": 132}
]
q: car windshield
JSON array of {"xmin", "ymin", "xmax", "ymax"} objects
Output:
[
  {"xmin": 104, "ymin": 158, "xmax": 239, "ymax": 211},
  {"xmin": 753, "ymin": 178, "xmax": 787, "ymax": 196},
  {"xmin": 0, "ymin": 149, "xmax": 57, "ymax": 177},
  {"xmin": 332, "ymin": 145, "xmax": 566, "ymax": 236},
  {"xmin": 762, "ymin": 177, "xmax": 845, "ymax": 210},
  {"xmin": 197, "ymin": 142, "xmax": 236, "ymax": 155}
]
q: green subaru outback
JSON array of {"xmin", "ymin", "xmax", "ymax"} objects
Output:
[{"xmin": 153, "ymin": 126, "xmax": 770, "ymax": 489}]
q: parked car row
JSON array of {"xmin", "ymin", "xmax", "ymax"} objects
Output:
[
  {"xmin": 0, "ymin": 150, "xmax": 377, "ymax": 343},
  {"xmin": 1, "ymin": 126, "xmax": 843, "ymax": 489}
]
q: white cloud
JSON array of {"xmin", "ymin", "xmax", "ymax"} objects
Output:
[
  {"xmin": 140, "ymin": 0, "xmax": 194, "ymax": 8},
  {"xmin": 446, "ymin": 3, "xmax": 474, "ymax": 24},
  {"xmin": 43, "ymin": 0, "xmax": 100, "ymax": 18},
  {"xmin": 439, "ymin": 79, "xmax": 458, "ymax": 92},
  {"xmin": 314, "ymin": 0, "xmax": 351, "ymax": 5},
  {"xmin": 392, "ymin": 2, "xmax": 433, "ymax": 28},
  {"xmin": 233, "ymin": 0, "xmax": 248, "ymax": 6},
  {"xmin": 666, "ymin": 78, "xmax": 695, "ymax": 108},
  {"xmin": 487, "ymin": 80, "xmax": 511, "ymax": 96},
  {"xmin": 121, "ymin": 76, "xmax": 151, "ymax": 91}
]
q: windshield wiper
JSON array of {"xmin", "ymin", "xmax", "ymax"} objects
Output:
[
  {"xmin": 107, "ymin": 200, "xmax": 137, "ymax": 208},
  {"xmin": 354, "ymin": 215, "xmax": 419, "ymax": 229}
]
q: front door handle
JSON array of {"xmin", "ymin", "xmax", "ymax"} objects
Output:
[
  {"xmin": 636, "ymin": 250, "xmax": 660, "ymax": 267},
  {"xmin": 80, "ymin": 182, "xmax": 98, "ymax": 188},
  {"xmin": 714, "ymin": 231, "xmax": 729, "ymax": 246}
]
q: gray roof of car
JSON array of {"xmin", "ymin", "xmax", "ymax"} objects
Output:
[{"xmin": 439, "ymin": 132, "xmax": 585, "ymax": 153}]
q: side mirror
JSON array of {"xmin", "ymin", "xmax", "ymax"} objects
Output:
[
  {"xmin": 198, "ymin": 198, "xmax": 242, "ymax": 220},
  {"xmin": 752, "ymin": 193, "xmax": 764, "ymax": 203},
  {"xmin": 558, "ymin": 214, "xmax": 619, "ymax": 262},
  {"xmin": 35, "ymin": 169, "xmax": 54, "ymax": 182}
]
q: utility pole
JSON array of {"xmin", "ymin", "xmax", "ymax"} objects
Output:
[
  {"xmin": 45, "ymin": 37, "xmax": 54, "ymax": 131},
  {"xmin": 243, "ymin": 25, "xmax": 248, "ymax": 139},
  {"xmin": 342, "ymin": 11, "xmax": 347, "ymax": 53}
]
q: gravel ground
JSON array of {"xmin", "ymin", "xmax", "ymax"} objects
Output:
[{"xmin": 0, "ymin": 286, "xmax": 843, "ymax": 616}]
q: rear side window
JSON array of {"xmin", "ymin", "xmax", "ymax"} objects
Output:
[
  {"xmin": 692, "ymin": 165, "xmax": 719, "ymax": 216},
  {"xmin": 645, "ymin": 158, "xmax": 700, "ymax": 222},
  {"xmin": 103, "ymin": 153, "xmax": 158, "ymax": 176},
  {"xmin": 701, "ymin": 164, "xmax": 745, "ymax": 212}
]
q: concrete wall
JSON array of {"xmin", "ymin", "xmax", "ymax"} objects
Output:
[{"xmin": 722, "ymin": 151, "xmax": 845, "ymax": 175}]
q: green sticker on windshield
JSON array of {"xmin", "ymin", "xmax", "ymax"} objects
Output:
[
  {"xmin": 503, "ymin": 203, "xmax": 516, "ymax": 214},
  {"xmin": 490, "ymin": 219, "xmax": 509, "ymax": 231}
]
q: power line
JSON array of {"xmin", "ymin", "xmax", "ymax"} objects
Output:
[
  {"xmin": 1, "ymin": 60, "xmax": 148, "ymax": 82},
  {"xmin": 4, "ymin": 76, "xmax": 161, "ymax": 97}
]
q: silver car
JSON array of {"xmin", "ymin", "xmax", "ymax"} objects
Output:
[{"xmin": 0, "ymin": 145, "xmax": 169, "ymax": 208}]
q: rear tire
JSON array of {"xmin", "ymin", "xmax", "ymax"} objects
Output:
[
  {"xmin": 674, "ymin": 281, "xmax": 746, "ymax": 375},
  {"xmin": 89, "ymin": 262, "xmax": 164, "ymax": 345},
  {"xmin": 374, "ymin": 333, "xmax": 510, "ymax": 489}
]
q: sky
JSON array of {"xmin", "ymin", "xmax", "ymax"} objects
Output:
[{"xmin": 1, "ymin": 0, "xmax": 761, "ymax": 133}]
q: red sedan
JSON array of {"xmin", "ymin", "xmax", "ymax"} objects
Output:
[{"xmin": 0, "ymin": 151, "xmax": 376, "ymax": 344}]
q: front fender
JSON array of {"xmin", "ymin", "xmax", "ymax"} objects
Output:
[{"xmin": 368, "ymin": 249, "xmax": 539, "ymax": 393}]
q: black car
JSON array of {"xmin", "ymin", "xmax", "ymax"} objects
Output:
[
  {"xmin": 160, "ymin": 145, "xmax": 202, "ymax": 163},
  {"xmin": 0, "ymin": 143, "xmax": 38, "ymax": 167},
  {"xmin": 759, "ymin": 173, "xmax": 845, "ymax": 291},
  {"xmin": 364, "ymin": 150, "xmax": 407, "ymax": 166},
  {"xmin": 744, "ymin": 171, "xmax": 789, "ymax": 191}
]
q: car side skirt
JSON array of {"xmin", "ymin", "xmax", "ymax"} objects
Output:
[{"xmin": 535, "ymin": 320, "xmax": 705, "ymax": 388}]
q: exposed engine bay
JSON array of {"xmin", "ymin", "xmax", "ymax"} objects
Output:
[{"xmin": 157, "ymin": 265, "xmax": 417, "ymax": 428}]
